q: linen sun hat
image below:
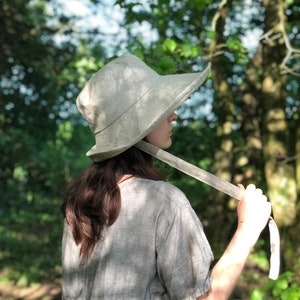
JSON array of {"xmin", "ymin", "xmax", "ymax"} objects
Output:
[{"xmin": 76, "ymin": 54, "xmax": 210, "ymax": 162}]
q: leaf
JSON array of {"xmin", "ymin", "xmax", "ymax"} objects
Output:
[
  {"xmin": 158, "ymin": 55, "xmax": 176, "ymax": 72},
  {"xmin": 153, "ymin": 44, "xmax": 165, "ymax": 57},
  {"xmin": 180, "ymin": 43, "xmax": 193, "ymax": 57},
  {"xmin": 250, "ymin": 289, "xmax": 265, "ymax": 300},
  {"xmin": 207, "ymin": 30, "xmax": 217, "ymax": 39},
  {"xmin": 285, "ymin": 0, "xmax": 294, "ymax": 6},
  {"xmin": 272, "ymin": 278, "xmax": 289, "ymax": 296},
  {"xmin": 164, "ymin": 39, "xmax": 177, "ymax": 52},
  {"xmin": 191, "ymin": 45, "xmax": 202, "ymax": 56}
]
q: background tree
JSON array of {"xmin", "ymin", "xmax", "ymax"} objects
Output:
[
  {"xmin": 0, "ymin": 0, "xmax": 105, "ymax": 295},
  {"xmin": 206, "ymin": 0, "xmax": 237, "ymax": 246}
]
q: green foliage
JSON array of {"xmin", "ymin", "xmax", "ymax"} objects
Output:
[
  {"xmin": 0, "ymin": 0, "xmax": 98, "ymax": 288},
  {"xmin": 0, "ymin": 120, "xmax": 91, "ymax": 285},
  {"xmin": 226, "ymin": 37, "xmax": 249, "ymax": 64},
  {"xmin": 0, "ymin": 192, "xmax": 63, "ymax": 285},
  {"xmin": 285, "ymin": 0, "xmax": 294, "ymax": 6},
  {"xmin": 164, "ymin": 39, "xmax": 177, "ymax": 52},
  {"xmin": 250, "ymin": 270, "xmax": 300, "ymax": 300},
  {"xmin": 168, "ymin": 120, "xmax": 217, "ymax": 213}
]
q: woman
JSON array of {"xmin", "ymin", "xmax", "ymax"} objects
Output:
[{"xmin": 61, "ymin": 54, "xmax": 271, "ymax": 299}]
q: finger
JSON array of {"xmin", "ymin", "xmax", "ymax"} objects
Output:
[
  {"xmin": 237, "ymin": 183, "xmax": 245, "ymax": 190},
  {"xmin": 260, "ymin": 195, "xmax": 268, "ymax": 202},
  {"xmin": 255, "ymin": 188, "xmax": 263, "ymax": 195},
  {"xmin": 246, "ymin": 184, "xmax": 256, "ymax": 192}
]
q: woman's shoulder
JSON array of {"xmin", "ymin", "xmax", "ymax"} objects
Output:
[
  {"xmin": 122, "ymin": 177, "xmax": 190, "ymax": 208},
  {"xmin": 127, "ymin": 177, "xmax": 183, "ymax": 193}
]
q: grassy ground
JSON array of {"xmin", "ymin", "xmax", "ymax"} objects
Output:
[
  {"xmin": 0, "ymin": 194, "xmax": 63, "ymax": 300},
  {"xmin": 0, "ymin": 281, "xmax": 61, "ymax": 300}
]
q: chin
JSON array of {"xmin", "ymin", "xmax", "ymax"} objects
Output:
[{"xmin": 161, "ymin": 140, "xmax": 172, "ymax": 149}]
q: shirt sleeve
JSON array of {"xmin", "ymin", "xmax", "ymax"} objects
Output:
[{"xmin": 155, "ymin": 190, "xmax": 214, "ymax": 300}]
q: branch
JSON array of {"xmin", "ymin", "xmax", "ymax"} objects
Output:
[
  {"xmin": 276, "ymin": 154, "xmax": 299, "ymax": 165},
  {"xmin": 211, "ymin": 0, "xmax": 228, "ymax": 32},
  {"xmin": 260, "ymin": 5, "xmax": 300, "ymax": 77}
]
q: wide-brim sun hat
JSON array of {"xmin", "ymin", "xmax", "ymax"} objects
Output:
[{"xmin": 76, "ymin": 53, "xmax": 210, "ymax": 162}]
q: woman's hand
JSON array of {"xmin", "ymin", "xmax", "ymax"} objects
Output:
[
  {"xmin": 197, "ymin": 184, "xmax": 272, "ymax": 300},
  {"xmin": 236, "ymin": 183, "xmax": 272, "ymax": 244}
]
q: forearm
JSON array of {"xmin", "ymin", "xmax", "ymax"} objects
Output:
[
  {"xmin": 197, "ymin": 184, "xmax": 271, "ymax": 300},
  {"xmin": 209, "ymin": 230, "xmax": 256, "ymax": 299},
  {"xmin": 197, "ymin": 229, "xmax": 256, "ymax": 300}
]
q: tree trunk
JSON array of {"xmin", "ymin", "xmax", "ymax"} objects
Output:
[
  {"xmin": 206, "ymin": 0, "xmax": 236, "ymax": 247},
  {"xmin": 261, "ymin": 0, "xmax": 298, "ymax": 271},
  {"xmin": 236, "ymin": 45, "xmax": 264, "ymax": 185},
  {"xmin": 297, "ymin": 125, "xmax": 300, "ymax": 196}
]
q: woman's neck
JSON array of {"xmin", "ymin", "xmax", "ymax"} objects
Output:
[{"xmin": 117, "ymin": 174, "xmax": 135, "ymax": 184}]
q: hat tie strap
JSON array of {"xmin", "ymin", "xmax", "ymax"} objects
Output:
[{"xmin": 136, "ymin": 140, "xmax": 280, "ymax": 280}]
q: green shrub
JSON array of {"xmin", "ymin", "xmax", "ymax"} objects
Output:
[{"xmin": 251, "ymin": 270, "xmax": 300, "ymax": 300}]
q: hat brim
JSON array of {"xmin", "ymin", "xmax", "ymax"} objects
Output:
[{"xmin": 87, "ymin": 62, "xmax": 211, "ymax": 161}]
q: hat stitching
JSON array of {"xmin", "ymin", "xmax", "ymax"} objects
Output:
[{"xmin": 92, "ymin": 70, "xmax": 206, "ymax": 151}]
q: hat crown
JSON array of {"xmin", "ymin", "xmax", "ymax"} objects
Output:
[{"xmin": 76, "ymin": 54, "xmax": 159, "ymax": 134}]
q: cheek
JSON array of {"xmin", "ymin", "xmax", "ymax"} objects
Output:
[
  {"xmin": 146, "ymin": 124, "xmax": 172, "ymax": 148},
  {"xmin": 146, "ymin": 128, "xmax": 160, "ymax": 144}
]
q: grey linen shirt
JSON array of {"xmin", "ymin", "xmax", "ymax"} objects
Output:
[{"xmin": 62, "ymin": 178, "xmax": 213, "ymax": 299}]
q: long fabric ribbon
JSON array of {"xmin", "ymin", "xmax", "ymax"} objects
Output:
[{"xmin": 136, "ymin": 140, "xmax": 280, "ymax": 280}]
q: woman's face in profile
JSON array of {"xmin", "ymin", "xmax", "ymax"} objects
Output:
[{"xmin": 146, "ymin": 112, "xmax": 178, "ymax": 149}]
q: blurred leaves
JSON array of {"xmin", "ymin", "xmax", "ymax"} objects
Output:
[{"xmin": 251, "ymin": 268, "xmax": 300, "ymax": 300}]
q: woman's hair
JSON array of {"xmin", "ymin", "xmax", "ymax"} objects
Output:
[{"xmin": 61, "ymin": 146, "xmax": 164, "ymax": 260}]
